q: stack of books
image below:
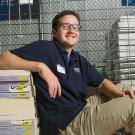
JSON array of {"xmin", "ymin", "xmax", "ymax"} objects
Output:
[
  {"xmin": 0, "ymin": 70, "xmax": 38, "ymax": 135},
  {"xmin": 106, "ymin": 15, "xmax": 135, "ymax": 90}
]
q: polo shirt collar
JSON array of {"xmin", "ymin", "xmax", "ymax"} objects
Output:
[
  {"xmin": 53, "ymin": 39, "xmax": 78, "ymax": 62},
  {"xmin": 53, "ymin": 39, "xmax": 68, "ymax": 55}
]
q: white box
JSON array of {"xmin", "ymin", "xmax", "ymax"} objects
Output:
[
  {"xmin": 120, "ymin": 80, "xmax": 135, "ymax": 90},
  {"xmin": 119, "ymin": 33, "xmax": 135, "ymax": 40},
  {"xmin": 119, "ymin": 27, "xmax": 135, "ymax": 33},
  {"xmin": 114, "ymin": 62, "xmax": 135, "ymax": 70},
  {"xmin": 121, "ymin": 80, "xmax": 135, "ymax": 85},
  {"xmin": 110, "ymin": 45, "xmax": 135, "ymax": 55},
  {"xmin": 119, "ymin": 21, "xmax": 135, "ymax": 28},
  {"xmin": 111, "ymin": 51, "xmax": 135, "ymax": 58},
  {"xmin": 119, "ymin": 16, "xmax": 135, "ymax": 22},
  {"xmin": 119, "ymin": 40, "xmax": 135, "ymax": 45},
  {"xmin": 113, "ymin": 68, "xmax": 135, "ymax": 74},
  {"xmin": 115, "ymin": 74, "xmax": 135, "ymax": 80}
]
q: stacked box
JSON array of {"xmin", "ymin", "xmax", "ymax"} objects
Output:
[
  {"xmin": 106, "ymin": 16, "xmax": 135, "ymax": 90},
  {"xmin": 0, "ymin": 70, "xmax": 38, "ymax": 135}
]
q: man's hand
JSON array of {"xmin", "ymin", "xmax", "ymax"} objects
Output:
[
  {"xmin": 98, "ymin": 79, "xmax": 135, "ymax": 99},
  {"xmin": 37, "ymin": 63, "xmax": 61, "ymax": 98},
  {"xmin": 0, "ymin": 51, "xmax": 61, "ymax": 98},
  {"xmin": 123, "ymin": 90, "xmax": 135, "ymax": 99}
]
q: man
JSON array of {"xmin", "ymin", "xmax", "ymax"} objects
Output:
[{"xmin": 0, "ymin": 10, "xmax": 135, "ymax": 135}]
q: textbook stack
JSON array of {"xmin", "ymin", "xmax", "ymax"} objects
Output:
[
  {"xmin": 0, "ymin": 70, "xmax": 38, "ymax": 135},
  {"xmin": 106, "ymin": 15, "xmax": 135, "ymax": 90}
]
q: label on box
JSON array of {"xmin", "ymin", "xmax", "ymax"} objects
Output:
[{"xmin": 9, "ymin": 86, "xmax": 31, "ymax": 92}]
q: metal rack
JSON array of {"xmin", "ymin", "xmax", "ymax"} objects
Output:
[{"xmin": 0, "ymin": 0, "xmax": 135, "ymax": 87}]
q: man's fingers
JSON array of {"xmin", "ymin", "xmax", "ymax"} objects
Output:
[
  {"xmin": 52, "ymin": 82, "xmax": 61, "ymax": 98},
  {"xmin": 57, "ymin": 83, "xmax": 61, "ymax": 96},
  {"xmin": 130, "ymin": 90, "xmax": 135, "ymax": 99},
  {"xmin": 48, "ymin": 83, "xmax": 54, "ymax": 97},
  {"xmin": 125, "ymin": 90, "xmax": 135, "ymax": 99},
  {"xmin": 118, "ymin": 92, "xmax": 125, "ymax": 97},
  {"xmin": 48, "ymin": 79, "xmax": 61, "ymax": 98},
  {"xmin": 37, "ymin": 63, "xmax": 61, "ymax": 98},
  {"xmin": 53, "ymin": 82, "xmax": 58, "ymax": 98}
]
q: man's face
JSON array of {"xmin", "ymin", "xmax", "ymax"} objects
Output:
[{"xmin": 52, "ymin": 15, "xmax": 80, "ymax": 50}]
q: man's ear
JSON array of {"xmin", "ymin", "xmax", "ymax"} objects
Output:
[{"xmin": 52, "ymin": 28, "xmax": 57, "ymax": 37}]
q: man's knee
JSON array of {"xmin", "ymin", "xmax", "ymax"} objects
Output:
[
  {"xmin": 116, "ymin": 83, "xmax": 131, "ymax": 92},
  {"xmin": 86, "ymin": 86, "xmax": 111, "ymax": 105}
]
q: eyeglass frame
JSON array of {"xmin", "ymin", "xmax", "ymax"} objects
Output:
[{"xmin": 57, "ymin": 23, "xmax": 81, "ymax": 31}]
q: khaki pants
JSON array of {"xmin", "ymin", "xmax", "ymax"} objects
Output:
[{"xmin": 59, "ymin": 83, "xmax": 135, "ymax": 135}]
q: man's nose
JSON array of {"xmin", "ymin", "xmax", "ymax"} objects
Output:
[{"xmin": 68, "ymin": 25, "xmax": 74, "ymax": 30}]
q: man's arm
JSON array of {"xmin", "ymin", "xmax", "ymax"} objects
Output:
[
  {"xmin": 0, "ymin": 51, "xmax": 61, "ymax": 98},
  {"xmin": 98, "ymin": 79, "xmax": 135, "ymax": 99}
]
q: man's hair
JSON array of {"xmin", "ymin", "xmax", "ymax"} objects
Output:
[{"xmin": 52, "ymin": 10, "xmax": 80, "ymax": 30}]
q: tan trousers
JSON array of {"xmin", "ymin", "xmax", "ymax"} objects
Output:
[{"xmin": 59, "ymin": 83, "xmax": 135, "ymax": 135}]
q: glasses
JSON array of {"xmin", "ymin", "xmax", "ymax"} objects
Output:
[{"xmin": 58, "ymin": 23, "xmax": 81, "ymax": 31}]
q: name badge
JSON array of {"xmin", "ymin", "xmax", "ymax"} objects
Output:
[
  {"xmin": 57, "ymin": 64, "xmax": 65, "ymax": 74},
  {"xmin": 74, "ymin": 67, "xmax": 80, "ymax": 73}
]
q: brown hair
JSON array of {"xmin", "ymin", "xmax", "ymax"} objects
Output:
[{"xmin": 52, "ymin": 10, "xmax": 80, "ymax": 30}]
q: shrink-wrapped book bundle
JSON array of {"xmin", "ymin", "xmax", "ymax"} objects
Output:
[{"xmin": 0, "ymin": 70, "xmax": 38, "ymax": 135}]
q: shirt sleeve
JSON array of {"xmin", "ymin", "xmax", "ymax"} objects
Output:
[
  {"xmin": 10, "ymin": 40, "xmax": 48, "ymax": 63},
  {"xmin": 86, "ymin": 61, "xmax": 105, "ymax": 87}
]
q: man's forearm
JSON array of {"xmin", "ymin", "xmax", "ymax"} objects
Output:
[
  {"xmin": 0, "ymin": 51, "xmax": 41, "ymax": 72},
  {"xmin": 0, "ymin": 51, "xmax": 62, "ymax": 97},
  {"xmin": 98, "ymin": 79, "xmax": 123, "ymax": 98}
]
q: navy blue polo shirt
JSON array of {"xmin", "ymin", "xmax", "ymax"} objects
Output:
[{"xmin": 10, "ymin": 40, "xmax": 105, "ymax": 130}]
